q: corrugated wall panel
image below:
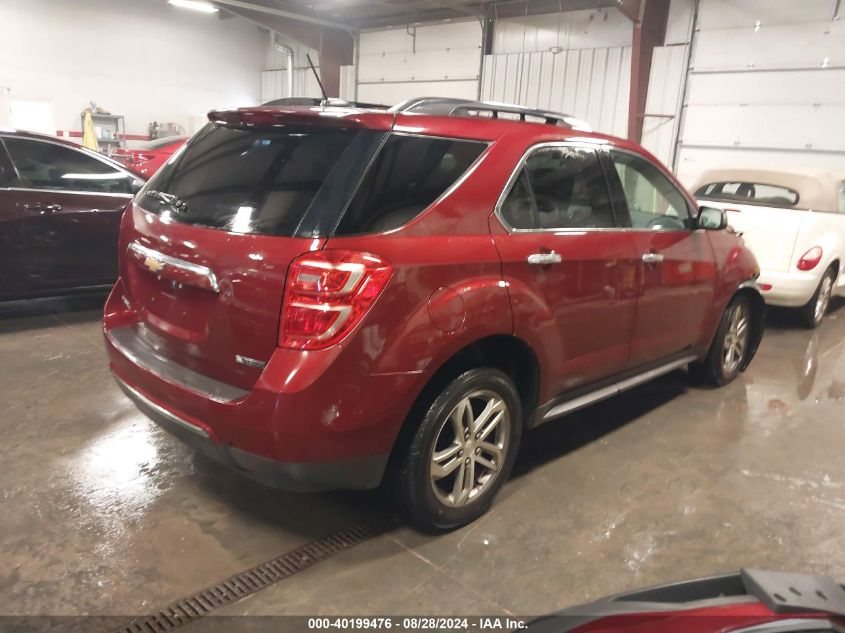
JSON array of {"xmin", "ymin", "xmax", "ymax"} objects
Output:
[
  {"xmin": 480, "ymin": 46, "xmax": 631, "ymax": 137},
  {"xmin": 641, "ymin": 44, "xmax": 688, "ymax": 166}
]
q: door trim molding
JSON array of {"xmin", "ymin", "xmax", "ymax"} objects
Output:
[{"xmin": 535, "ymin": 352, "xmax": 699, "ymax": 425}]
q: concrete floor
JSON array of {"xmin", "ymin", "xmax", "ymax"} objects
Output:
[{"xmin": 2, "ymin": 295, "xmax": 845, "ymax": 624}]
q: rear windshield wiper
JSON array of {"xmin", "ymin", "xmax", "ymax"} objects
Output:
[{"xmin": 145, "ymin": 190, "xmax": 189, "ymax": 214}]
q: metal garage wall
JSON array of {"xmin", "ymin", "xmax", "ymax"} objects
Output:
[
  {"xmin": 673, "ymin": 0, "xmax": 845, "ymax": 187},
  {"xmin": 481, "ymin": 47, "xmax": 632, "ymax": 137},
  {"xmin": 260, "ymin": 68, "xmax": 324, "ymax": 102},
  {"xmin": 260, "ymin": 38, "xmax": 324, "ymax": 102},
  {"xmin": 355, "ymin": 20, "xmax": 483, "ymax": 106},
  {"xmin": 492, "ymin": 8, "xmax": 632, "ymax": 52},
  {"xmin": 481, "ymin": 9, "xmax": 632, "ymax": 137},
  {"xmin": 640, "ymin": 44, "xmax": 688, "ymax": 165}
]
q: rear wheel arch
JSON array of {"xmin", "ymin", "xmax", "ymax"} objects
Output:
[{"xmin": 384, "ymin": 335, "xmax": 540, "ymax": 476}]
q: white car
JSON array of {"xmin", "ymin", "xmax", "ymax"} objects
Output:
[{"xmin": 694, "ymin": 169, "xmax": 845, "ymax": 328}]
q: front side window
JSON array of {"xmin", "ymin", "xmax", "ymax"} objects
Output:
[
  {"xmin": 335, "ymin": 134, "xmax": 487, "ymax": 235},
  {"xmin": 499, "ymin": 146, "xmax": 614, "ymax": 230},
  {"xmin": 611, "ymin": 151, "xmax": 692, "ymax": 230},
  {"xmin": 695, "ymin": 181, "xmax": 800, "ymax": 207},
  {"xmin": 4, "ymin": 136, "xmax": 135, "ymax": 194},
  {"xmin": 838, "ymin": 181, "xmax": 845, "ymax": 213}
]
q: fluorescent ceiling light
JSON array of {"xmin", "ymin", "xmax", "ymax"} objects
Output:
[{"xmin": 168, "ymin": 0, "xmax": 219, "ymax": 14}]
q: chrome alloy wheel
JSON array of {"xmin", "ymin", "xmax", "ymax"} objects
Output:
[
  {"xmin": 429, "ymin": 390, "xmax": 510, "ymax": 507},
  {"xmin": 815, "ymin": 274, "xmax": 833, "ymax": 324},
  {"xmin": 722, "ymin": 302, "xmax": 749, "ymax": 375}
]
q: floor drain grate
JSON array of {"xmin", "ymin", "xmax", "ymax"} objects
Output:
[{"xmin": 111, "ymin": 516, "xmax": 399, "ymax": 633}]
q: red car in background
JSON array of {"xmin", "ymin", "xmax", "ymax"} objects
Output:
[
  {"xmin": 103, "ymin": 99, "xmax": 765, "ymax": 530},
  {"xmin": 113, "ymin": 136, "xmax": 187, "ymax": 178},
  {"xmin": 524, "ymin": 569, "xmax": 845, "ymax": 632},
  {"xmin": 1, "ymin": 129, "xmax": 143, "ymax": 300}
]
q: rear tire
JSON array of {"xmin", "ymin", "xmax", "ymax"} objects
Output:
[
  {"xmin": 690, "ymin": 296, "xmax": 753, "ymax": 387},
  {"xmin": 396, "ymin": 368, "xmax": 521, "ymax": 532},
  {"xmin": 800, "ymin": 267, "xmax": 836, "ymax": 329}
]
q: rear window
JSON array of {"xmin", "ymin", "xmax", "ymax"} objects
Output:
[
  {"xmin": 137, "ymin": 124, "xmax": 367, "ymax": 236},
  {"xmin": 334, "ymin": 134, "xmax": 486, "ymax": 235},
  {"xmin": 695, "ymin": 181, "xmax": 800, "ymax": 207}
]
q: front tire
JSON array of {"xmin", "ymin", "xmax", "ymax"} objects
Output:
[
  {"xmin": 397, "ymin": 368, "xmax": 522, "ymax": 531},
  {"xmin": 690, "ymin": 295, "xmax": 753, "ymax": 387},
  {"xmin": 800, "ymin": 266, "xmax": 836, "ymax": 329}
]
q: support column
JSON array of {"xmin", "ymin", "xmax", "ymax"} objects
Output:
[{"xmin": 624, "ymin": 0, "xmax": 670, "ymax": 142}]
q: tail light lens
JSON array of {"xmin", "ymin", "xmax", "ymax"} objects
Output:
[
  {"xmin": 797, "ymin": 246, "xmax": 823, "ymax": 271},
  {"xmin": 279, "ymin": 250, "xmax": 393, "ymax": 350}
]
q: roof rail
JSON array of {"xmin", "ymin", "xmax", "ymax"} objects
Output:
[{"xmin": 390, "ymin": 97, "xmax": 592, "ymax": 131}]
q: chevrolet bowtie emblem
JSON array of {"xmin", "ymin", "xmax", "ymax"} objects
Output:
[{"xmin": 144, "ymin": 255, "xmax": 165, "ymax": 274}]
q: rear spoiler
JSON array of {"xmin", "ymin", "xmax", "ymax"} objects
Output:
[{"xmin": 207, "ymin": 107, "xmax": 394, "ymax": 131}]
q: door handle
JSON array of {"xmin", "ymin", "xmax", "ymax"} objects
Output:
[
  {"xmin": 642, "ymin": 253, "xmax": 664, "ymax": 264},
  {"xmin": 527, "ymin": 251, "xmax": 563, "ymax": 266}
]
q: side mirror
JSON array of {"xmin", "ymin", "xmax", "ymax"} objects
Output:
[
  {"xmin": 130, "ymin": 178, "xmax": 144, "ymax": 194},
  {"xmin": 698, "ymin": 206, "xmax": 727, "ymax": 230}
]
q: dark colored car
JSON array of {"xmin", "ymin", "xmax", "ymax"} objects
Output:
[
  {"xmin": 103, "ymin": 99, "xmax": 764, "ymax": 530},
  {"xmin": 524, "ymin": 569, "xmax": 845, "ymax": 632},
  {"xmin": 0, "ymin": 129, "xmax": 144, "ymax": 300},
  {"xmin": 113, "ymin": 136, "xmax": 188, "ymax": 179}
]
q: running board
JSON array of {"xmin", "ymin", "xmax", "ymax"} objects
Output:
[{"xmin": 543, "ymin": 355, "xmax": 698, "ymax": 421}]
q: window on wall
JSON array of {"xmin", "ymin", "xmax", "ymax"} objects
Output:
[
  {"xmin": 610, "ymin": 151, "xmax": 692, "ymax": 230},
  {"xmin": 4, "ymin": 137, "xmax": 136, "ymax": 194},
  {"xmin": 499, "ymin": 146, "xmax": 614, "ymax": 230}
]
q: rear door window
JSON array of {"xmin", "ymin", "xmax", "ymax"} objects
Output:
[
  {"xmin": 499, "ymin": 145, "xmax": 615, "ymax": 230},
  {"xmin": 334, "ymin": 134, "xmax": 487, "ymax": 235},
  {"xmin": 695, "ymin": 181, "xmax": 800, "ymax": 207},
  {"xmin": 138, "ymin": 124, "xmax": 368, "ymax": 236},
  {"xmin": 4, "ymin": 136, "xmax": 136, "ymax": 194}
]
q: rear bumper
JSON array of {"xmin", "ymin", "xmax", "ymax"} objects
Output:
[
  {"xmin": 758, "ymin": 269, "xmax": 820, "ymax": 307},
  {"xmin": 103, "ymin": 281, "xmax": 420, "ymax": 492},
  {"xmin": 114, "ymin": 375, "xmax": 387, "ymax": 492}
]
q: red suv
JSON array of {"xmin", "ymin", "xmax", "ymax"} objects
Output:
[{"xmin": 103, "ymin": 99, "xmax": 764, "ymax": 529}]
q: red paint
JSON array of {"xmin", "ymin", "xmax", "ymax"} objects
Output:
[
  {"xmin": 797, "ymin": 245, "xmax": 823, "ymax": 271},
  {"xmin": 112, "ymin": 137, "xmax": 187, "ymax": 178},
  {"xmin": 103, "ymin": 106, "xmax": 760, "ymax": 484},
  {"xmin": 0, "ymin": 129, "xmax": 140, "ymax": 300}
]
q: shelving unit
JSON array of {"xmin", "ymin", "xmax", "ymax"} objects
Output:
[{"xmin": 82, "ymin": 112, "xmax": 126, "ymax": 155}]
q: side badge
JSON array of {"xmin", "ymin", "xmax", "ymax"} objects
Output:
[{"xmin": 235, "ymin": 355, "xmax": 267, "ymax": 369}]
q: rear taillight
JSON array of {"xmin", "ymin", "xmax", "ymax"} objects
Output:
[
  {"xmin": 797, "ymin": 246, "xmax": 823, "ymax": 271},
  {"xmin": 279, "ymin": 250, "xmax": 393, "ymax": 350}
]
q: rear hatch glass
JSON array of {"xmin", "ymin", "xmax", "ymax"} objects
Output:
[
  {"xmin": 124, "ymin": 122, "xmax": 384, "ymax": 389},
  {"xmin": 138, "ymin": 124, "xmax": 375, "ymax": 236}
]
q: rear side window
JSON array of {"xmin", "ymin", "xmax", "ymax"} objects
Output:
[
  {"xmin": 138, "ymin": 124, "xmax": 364, "ymax": 236},
  {"xmin": 838, "ymin": 181, "xmax": 845, "ymax": 213},
  {"xmin": 4, "ymin": 136, "xmax": 136, "ymax": 194},
  {"xmin": 695, "ymin": 181, "xmax": 800, "ymax": 207},
  {"xmin": 499, "ymin": 146, "xmax": 614, "ymax": 230},
  {"xmin": 334, "ymin": 134, "xmax": 486, "ymax": 235}
]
